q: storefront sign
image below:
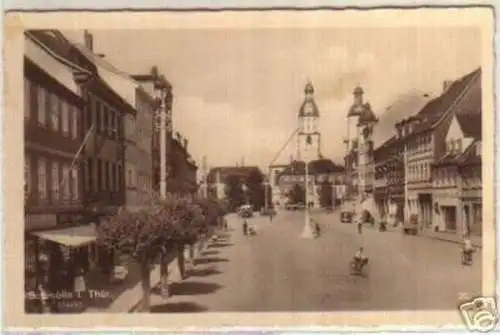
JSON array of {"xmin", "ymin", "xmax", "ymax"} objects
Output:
[{"xmin": 25, "ymin": 214, "xmax": 57, "ymax": 231}]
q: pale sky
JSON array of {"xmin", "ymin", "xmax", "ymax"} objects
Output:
[{"xmin": 63, "ymin": 27, "xmax": 480, "ymax": 171}]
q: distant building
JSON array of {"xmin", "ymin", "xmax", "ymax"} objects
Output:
[
  {"xmin": 269, "ymin": 164, "xmax": 288, "ymax": 206},
  {"xmin": 167, "ymin": 132, "xmax": 198, "ymax": 195},
  {"xmin": 206, "ymin": 165, "xmax": 263, "ymax": 201},
  {"xmin": 343, "ymin": 86, "xmax": 378, "ymax": 201},
  {"xmin": 276, "ymin": 159, "xmax": 345, "ymax": 208}
]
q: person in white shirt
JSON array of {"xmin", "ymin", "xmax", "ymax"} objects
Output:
[
  {"xmin": 354, "ymin": 247, "xmax": 368, "ymax": 268},
  {"xmin": 463, "ymin": 235, "xmax": 474, "ymax": 253}
]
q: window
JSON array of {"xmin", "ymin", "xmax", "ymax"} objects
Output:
[
  {"xmin": 100, "ymin": 103, "xmax": 106, "ymax": 132},
  {"xmin": 71, "ymin": 167, "xmax": 79, "ymax": 201},
  {"xmin": 49, "ymin": 93, "xmax": 60, "ymax": 131},
  {"xmin": 71, "ymin": 105, "xmax": 78, "ymax": 139},
  {"xmin": 61, "ymin": 164, "xmax": 70, "ymax": 200},
  {"xmin": 86, "ymin": 158, "xmax": 93, "ymax": 192},
  {"xmin": 104, "ymin": 161, "xmax": 110, "ymax": 190},
  {"xmin": 95, "ymin": 100, "xmax": 101, "ymax": 131},
  {"xmin": 61, "ymin": 101, "xmax": 69, "ymax": 135},
  {"xmin": 25, "ymin": 155, "xmax": 30, "ymax": 198},
  {"xmin": 37, "ymin": 158, "xmax": 47, "ymax": 200},
  {"xmin": 117, "ymin": 164, "xmax": 122, "ymax": 190},
  {"xmin": 24, "ymin": 78, "xmax": 31, "ymax": 119},
  {"xmin": 37, "ymin": 85, "xmax": 47, "ymax": 125},
  {"xmin": 456, "ymin": 139, "xmax": 462, "ymax": 153},
  {"xmin": 96, "ymin": 159, "xmax": 102, "ymax": 191},
  {"xmin": 51, "ymin": 161, "xmax": 60, "ymax": 203}
]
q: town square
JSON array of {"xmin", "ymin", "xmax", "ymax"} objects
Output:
[{"xmin": 21, "ymin": 25, "xmax": 484, "ymax": 314}]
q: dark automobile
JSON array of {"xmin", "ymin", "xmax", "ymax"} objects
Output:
[{"xmin": 341, "ymin": 211, "xmax": 353, "ymax": 223}]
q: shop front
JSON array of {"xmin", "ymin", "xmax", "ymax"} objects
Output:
[
  {"xmin": 433, "ymin": 189, "xmax": 461, "ymax": 234},
  {"xmin": 25, "ymin": 212, "xmax": 100, "ymax": 313}
]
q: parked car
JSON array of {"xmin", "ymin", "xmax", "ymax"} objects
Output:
[
  {"xmin": 341, "ymin": 210, "xmax": 354, "ymax": 223},
  {"xmin": 238, "ymin": 205, "xmax": 253, "ymax": 218},
  {"xmin": 403, "ymin": 214, "xmax": 419, "ymax": 235}
]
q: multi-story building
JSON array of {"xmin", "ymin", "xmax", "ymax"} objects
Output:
[
  {"xmin": 68, "ymin": 32, "xmax": 131, "ymax": 223},
  {"xmin": 269, "ymin": 164, "xmax": 288, "ymax": 207},
  {"xmin": 431, "ymin": 77, "xmax": 482, "ymax": 235},
  {"xmin": 276, "ymin": 159, "xmax": 345, "ymax": 208},
  {"xmin": 167, "ymin": 131, "xmax": 198, "ymax": 195},
  {"xmin": 396, "ymin": 68, "xmax": 480, "ymax": 230},
  {"xmin": 343, "ymin": 86, "xmax": 378, "ymax": 202},
  {"xmin": 131, "ymin": 67, "xmax": 173, "ymax": 195},
  {"xmin": 24, "ymin": 30, "xmax": 88, "ymax": 307}
]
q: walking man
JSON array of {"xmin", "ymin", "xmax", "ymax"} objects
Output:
[{"xmin": 243, "ymin": 218, "xmax": 248, "ymax": 236}]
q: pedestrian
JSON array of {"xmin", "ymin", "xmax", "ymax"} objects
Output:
[
  {"xmin": 315, "ymin": 221, "xmax": 321, "ymax": 236},
  {"xmin": 224, "ymin": 217, "xmax": 229, "ymax": 231},
  {"xmin": 243, "ymin": 219, "xmax": 248, "ymax": 236},
  {"xmin": 38, "ymin": 283, "xmax": 52, "ymax": 314},
  {"xmin": 74, "ymin": 267, "xmax": 87, "ymax": 304}
]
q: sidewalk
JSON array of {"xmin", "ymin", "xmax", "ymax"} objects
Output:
[
  {"xmin": 365, "ymin": 222, "xmax": 482, "ymax": 249},
  {"xmin": 85, "ymin": 217, "xmax": 232, "ymax": 313}
]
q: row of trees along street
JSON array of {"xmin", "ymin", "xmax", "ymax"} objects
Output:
[{"xmin": 97, "ymin": 193, "xmax": 228, "ymax": 311}]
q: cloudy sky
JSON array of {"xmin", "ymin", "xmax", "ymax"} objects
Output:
[{"xmin": 63, "ymin": 27, "xmax": 480, "ymax": 170}]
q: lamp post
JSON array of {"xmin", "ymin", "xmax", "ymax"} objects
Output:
[
  {"xmin": 301, "ymin": 135, "xmax": 315, "ymax": 239},
  {"xmin": 159, "ymin": 89, "xmax": 168, "ymax": 200}
]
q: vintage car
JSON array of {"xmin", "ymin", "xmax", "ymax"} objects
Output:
[{"xmin": 340, "ymin": 210, "xmax": 354, "ymax": 223}]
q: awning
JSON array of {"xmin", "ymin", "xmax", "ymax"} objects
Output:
[{"xmin": 33, "ymin": 224, "xmax": 97, "ymax": 247}]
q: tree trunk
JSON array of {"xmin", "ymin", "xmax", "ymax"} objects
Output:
[
  {"xmin": 159, "ymin": 253, "xmax": 170, "ymax": 299},
  {"xmin": 177, "ymin": 244, "xmax": 186, "ymax": 279},
  {"xmin": 140, "ymin": 260, "xmax": 150, "ymax": 312}
]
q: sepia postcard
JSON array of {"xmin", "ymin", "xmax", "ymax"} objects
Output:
[{"xmin": 2, "ymin": 6, "xmax": 496, "ymax": 332}]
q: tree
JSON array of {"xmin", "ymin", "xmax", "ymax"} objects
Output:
[
  {"xmin": 224, "ymin": 174, "xmax": 245, "ymax": 210},
  {"xmin": 287, "ymin": 183, "xmax": 305, "ymax": 204},
  {"xmin": 246, "ymin": 168, "xmax": 265, "ymax": 210},
  {"xmin": 318, "ymin": 180, "xmax": 333, "ymax": 208},
  {"xmin": 97, "ymin": 199, "xmax": 176, "ymax": 311}
]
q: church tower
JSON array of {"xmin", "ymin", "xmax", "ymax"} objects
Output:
[{"xmin": 297, "ymin": 81, "xmax": 321, "ymax": 162}]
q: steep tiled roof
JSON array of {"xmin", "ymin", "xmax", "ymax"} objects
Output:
[
  {"xmin": 434, "ymin": 140, "xmax": 481, "ymax": 166},
  {"xmin": 400, "ymin": 68, "xmax": 481, "ymax": 137}
]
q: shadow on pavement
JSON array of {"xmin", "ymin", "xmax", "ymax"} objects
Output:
[
  {"xmin": 150, "ymin": 301, "xmax": 209, "ymax": 313},
  {"xmin": 201, "ymin": 250, "xmax": 220, "ymax": 256},
  {"xmin": 208, "ymin": 243, "xmax": 234, "ymax": 249},
  {"xmin": 194, "ymin": 257, "xmax": 229, "ymax": 265},
  {"xmin": 170, "ymin": 281, "xmax": 223, "ymax": 296},
  {"xmin": 188, "ymin": 267, "xmax": 223, "ymax": 277}
]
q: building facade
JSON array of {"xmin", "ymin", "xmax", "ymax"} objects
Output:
[
  {"xmin": 343, "ymin": 86, "xmax": 378, "ymax": 202},
  {"xmin": 397, "ymin": 68, "xmax": 480, "ymax": 231},
  {"xmin": 276, "ymin": 159, "xmax": 345, "ymax": 208},
  {"xmin": 431, "ymin": 77, "xmax": 482, "ymax": 235},
  {"xmin": 167, "ymin": 132, "xmax": 198, "ymax": 195},
  {"xmin": 24, "ymin": 30, "xmax": 91, "ymax": 310},
  {"xmin": 269, "ymin": 164, "xmax": 288, "ymax": 207}
]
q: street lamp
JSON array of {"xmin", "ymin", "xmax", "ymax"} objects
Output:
[{"xmin": 301, "ymin": 135, "xmax": 315, "ymax": 239}]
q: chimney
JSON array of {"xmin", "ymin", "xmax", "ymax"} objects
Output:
[
  {"xmin": 443, "ymin": 80, "xmax": 453, "ymax": 93},
  {"xmin": 184, "ymin": 138, "xmax": 188, "ymax": 149},
  {"xmin": 84, "ymin": 30, "xmax": 93, "ymax": 51}
]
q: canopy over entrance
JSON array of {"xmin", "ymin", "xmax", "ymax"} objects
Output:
[{"xmin": 33, "ymin": 224, "xmax": 97, "ymax": 247}]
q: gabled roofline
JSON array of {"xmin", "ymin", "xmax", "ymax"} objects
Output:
[{"xmin": 25, "ymin": 30, "xmax": 92, "ymax": 77}]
